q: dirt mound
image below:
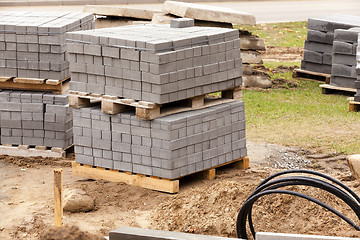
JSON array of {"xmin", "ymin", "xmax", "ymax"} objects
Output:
[
  {"xmin": 40, "ymin": 226, "xmax": 103, "ymax": 240},
  {"xmin": 151, "ymin": 178, "xmax": 360, "ymax": 239},
  {"xmin": 272, "ymin": 78, "xmax": 298, "ymax": 89},
  {"xmin": 0, "ymin": 155, "xmax": 71, "ymax": 168}
]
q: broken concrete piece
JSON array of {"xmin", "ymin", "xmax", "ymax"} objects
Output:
[
  {"xmin": 243, "ymin": 75, "xmax": 272, "ymax": 88},
  {"xmin": 163, "ymin": 1, "xmax": 256, "ymax": 25},
  {"xmin": 241, "ymin": 50, "xmax": 263, "ymax": 64},
  {"xmin": 347, "ymin": 155, "xmax": 360, "ymax": 179},
  {"xmin": 240, "ymin": 36, "xmax": 266, "ymax": 51},
  {"xmin": 84, "ymin": 5, "xmax": 161, "ymax": 20},
  {"xmin": 151, "ymin": 13, "xmax": 176, "ymax": 24},
  {"xmin": 63, "ymin": 188, "xmax": 95, "ymax": 213},
  {"xmin": 242, "ymin": 63, "xmax": 254, "ymax": 75},
  {"xmin": 110, "ymin": 226, "xmax": 240, "ymax": 240}
]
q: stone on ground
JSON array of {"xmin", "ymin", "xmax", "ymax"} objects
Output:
[
  {"xmin": 63, "ymin": 188, "xmax": 95, "ymax": 213},
  {"xmin": 347, "ymin": 155, "xmax": 360, "ymax": 179}
]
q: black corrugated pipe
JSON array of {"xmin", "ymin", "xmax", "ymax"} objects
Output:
[{"xmin": 236, "ymin": 169, "xmax": 360, "ymax": 239}]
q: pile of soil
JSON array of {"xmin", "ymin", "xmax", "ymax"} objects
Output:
[
  {"xmin": 40, "ymin": 226, "xmax": 103, "ymax": 240},
  {"xmin": 151, "ymin": 171, "xmax": 360, "ymax": 239},
  {"xmin": 0, "ymin": 155, "xmax": 71, "ymax": 168}
]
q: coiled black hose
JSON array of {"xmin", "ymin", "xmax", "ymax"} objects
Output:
[{"xmin": 236, "ymin": 169, "xmax": 360, "ymax": 239}]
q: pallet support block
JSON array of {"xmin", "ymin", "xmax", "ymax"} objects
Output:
[
  {"xmin": 69, "ymin": 93, "xmax": 92, "ymax": 109},
  {"xmin": 293, "ymin": 69, "xmax": 330, "ymax": 84},
  {"xmin": 349, "ymin": 99, "xmax": 360, "ymax": 112},
  {"xmin": 72, "ymin": 162, "xmax": 180, "ymax": 193},
  {"xmin": 199, "ymin": 169, "xmax": 216, "ymax": 180},
  {"xmin": 223, "ymin": 87, "xmax": 243, "ymax": 100},
  {"xmin": 320, "ymin": 84, "xmax": 357, "ymax": 95},
  {"xmin": 136, "ymin": 107, "xmax": 161, "ymax": 120},
  {"xmin": 101, "ymin": 97, "xmax": 127, "ymax": 115}
]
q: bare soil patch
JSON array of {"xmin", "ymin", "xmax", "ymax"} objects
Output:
[
  {"xmin": 262, "ymin": 46, "xmax": 303, "ymax": 62},
  {"xmin": 0, "ymin": 142, "xmax": 358, "ymax": 239}
]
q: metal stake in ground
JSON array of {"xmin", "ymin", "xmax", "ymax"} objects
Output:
[{"xmin": 54, "ymin": 168, "xmax": 63, "ymax": 227}]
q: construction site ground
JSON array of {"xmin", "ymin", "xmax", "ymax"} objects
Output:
[
  {"xmin": 0, "ymin": 14, "xmax": 359, "ymax": 240},
  {"xmin": 1, "ymin": 140, "xmax": 360, "ymax": 240}
]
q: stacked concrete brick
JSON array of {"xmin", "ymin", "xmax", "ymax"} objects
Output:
[
  {"xmin": 0, "ymin": 11, "xmax": 94, "ymax": 79},
  {"xmin": 67, "ymin": 24, "xmax": 242, "ymax": 104},
  {"xmin": 302, "ymin": 14, "xmax": 360, "ymax": 74},
  {"xmin": 330, "ymin": 28, "xmax": 360, "ymax": 88},
  {"xmin": 0, "ymin": 90, "xmax": 72, "ymax": 148},
  {"xmin": 70, "ymin": 21, "xmax": 247, "ymax": 179},
  {"xmin": 355, "ymin": 34, "xmax": 360, "ymax": 102},
  {"xmin": 73, "ymin": 101, "xmax": 246, "ymax": 179}
]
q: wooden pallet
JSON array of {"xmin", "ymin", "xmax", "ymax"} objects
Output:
[
  {"xmin": 292, "ymin": 69, "xmax": 330, "ymax": 84},
  {"xmin": 320, "ymin": 84, "xmax": 357, "ymax": 95},
  {"xmin": 69, "ymin": 87, "xmax": 243, "ymax": 120},
  {"xmin": 0, "ymin": 76, "xmax": 70, "ymax": 94},
  {"xmin": 72, "ymin": 156, "xmax": 249, "ymax": 194},
  {"xmin": 0, "ymin": 144, "xmax": 71, "ymax": 158},
  {"xmin": 348, "ymin": 97, "xmax": 360, "ymax": 112}
]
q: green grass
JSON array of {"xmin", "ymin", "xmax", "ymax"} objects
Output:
[
  {"xmin": 244, "ymin": 62, "xmax": 360, "ymax": 154},
  {"xmin": 234, "ymin": 21, "xmax": 308, "ymax": 47}
]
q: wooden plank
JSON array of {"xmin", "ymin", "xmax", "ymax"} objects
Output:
[
  {"xmin": 293, "ymin": 69, "xmax": 331, "ymax": 84},
  {"xmin": 13, "ymin": 77, "xmax": 45, "ymax": 84},
  {"xmin": 349, "ymin": 98, "xmax": 360, "ymax": 112},
  {"xmin": 230, "ymin": 156, "xmax": 250, "ymax": 169},
  {"xmin": 54, "ymin": 168, "xmax": 63, "ymax": 227},
  {"xmin": 0, "ymin": 77, "xmax": 12, "ymax": 82},
  {"xmin": 320, "ymin": 84, "xmax": 357, "ymax": 94},
  {"xmin": 0, "ymin": 145, "xmax": 66, "ymax": 158},
  {"xmin": 69, "ymin": 87, "xmax": 241, "ymax": 120},
  {"xmin": 0, "ymin": 76, "xmax": 70, "ymax": 93},
  {"xmin": 199, "ymin": 169, "xmax": 216, "ymax": 180},
  {"xmin": 72, "ymin": 162, "xmax": 180, "ymax": 193}
]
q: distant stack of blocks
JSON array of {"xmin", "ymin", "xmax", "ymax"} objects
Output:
[
  {"xmin": 0, "ymin": 90, "xmax": 72, "ymax": 148},
  {"xmin": 69, "ymin": 19, "xmax": 247, "ymax": 179},
  {"xmin": 302, "ymin": 14, "xmax": 360, "ymax": 75},
  {"xmin": 0, "ymin": 11, "xmax": 94, "ymax": 149},
  {"xmin": 331, "ymin": 28, "xmax": 360, "ymax": 88},
  {"xmin": 0, "ymin": 11, "xmax": 94, "ymax": 79},
  {"xmin": 355, "ymin": 34, "xmax": 360, "ymax": 103}
]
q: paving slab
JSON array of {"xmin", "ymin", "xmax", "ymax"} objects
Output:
[
  {"xmin": 84, "ymin": 5, "xmax": 161, "ymax": 20},
  {"xmin": 109, "ymin": 226, "xmax": 241, "ymax": 240},
  {"xmin": 162, "ymin": 1, "xmax": 256, "ymax": 26}
]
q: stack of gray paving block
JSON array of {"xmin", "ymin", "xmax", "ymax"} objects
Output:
[
  {"xmin": 302, "ymin": 14, "xmax": 360, "ymax": 75},
  {"xmin": 0, "ymin": 11, "xmax": 94, "ymax": 79},
  {"xmin": 73, "ymin": 101, "xmax": 246, "ymax": 179},
  {"xmin": 70, "ymin": 21, "xmax": 247, "ymax": 179},
  {"xmin": 67, "ymin": 23, "xmax": 242, "ymax": 104},
  {"xmin": 0, "ymin": 90, "xmax": 72, "ymax": 148},
  {"xmin": 355, "ymin": 34, "xmax": 360, "ymax": 102},
  {"xmin": 331, "ymin": 28, "xmax": 360, "ymax": 88}
]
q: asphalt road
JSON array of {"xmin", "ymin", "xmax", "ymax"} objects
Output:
[{"xmin": 0, "ymin": 0, "xmax": 360, "ymax": 23}]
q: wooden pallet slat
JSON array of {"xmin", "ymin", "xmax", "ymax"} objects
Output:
[
  {"xmin": 0, "ymin": 144, "xmax": 68, "ymax": 158},
  {"xmin": 0, "ymin": 76, "xmax": 70, "ymax": 93},
  {"xmin": 349, "ymin": 97, "xmax": 360, "ymax": 112},
  {"xmin": 69, "ymin": 86, "xmax": 243, "ymax": 120},
  {"xmin": 72, "ymin": 156, "xmax": 249, "ymax": 193},
  {"xmin": 320, "ymin": 84, "xmax": 357, "ymax": 95},
  {"xmin": 293, "ymin": 69, "xmax": 331, "ymax": 84},
  {"xmin": 72, "ymin": 162, "xmax": 180, "ymax": 193}
]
